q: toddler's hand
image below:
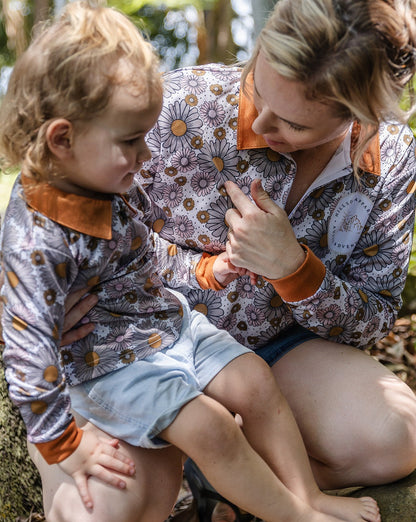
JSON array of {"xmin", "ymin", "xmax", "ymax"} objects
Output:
[
  {"xmin": 213, "ymin": 252, "xmax": 258, "ymax": 287},
  {"xmin": 58, "ymin": 429, "xmax": 135, "ymax": 511}
]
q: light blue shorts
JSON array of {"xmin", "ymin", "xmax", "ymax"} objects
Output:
[{"xmin": 70, "ymin": 291, "xmax": 251, "ymax": 449}]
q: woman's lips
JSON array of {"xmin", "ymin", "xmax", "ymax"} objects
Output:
[{"xmin": 264, "ymin": 137, "xmax": 286, "ymax": 148}]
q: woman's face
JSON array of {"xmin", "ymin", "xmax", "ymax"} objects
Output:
[{"xmin": 251, "ymin": 52, "xmax": 351, "ymax": 154}]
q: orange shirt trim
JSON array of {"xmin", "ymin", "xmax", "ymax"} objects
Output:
[
  {"xmin": 22, "ymin": 175, "xmax": 113, "ymax": 239},
  {"xmin": 265, "ymin": 245, "xmax": 326, "ymax": 302},
  {"xmin": 196, "ymin": 253, "xmax": 225, "ymax": 291},
  {"xmin": 35, "ymin": 418, "xmax": 83, "ymax": 464}
]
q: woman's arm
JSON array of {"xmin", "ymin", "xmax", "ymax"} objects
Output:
[{"xmin": 224, "ymin": 152, "xmax": 415, "ymax": 348}]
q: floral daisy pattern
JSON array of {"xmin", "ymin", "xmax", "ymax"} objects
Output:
[
  {"xmin": 1, "ymin": 177, "xmax": 203, "ymax": 445},
  {"xmin": 138, "ymin": 64, "xmax": 415, "ymax": 352}
]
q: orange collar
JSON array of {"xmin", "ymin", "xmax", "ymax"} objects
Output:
[
  {"xmin": 237, "ymin": 73, "xmax": 381, "ymax": 176},
  {"xmin": 22, "ymin": 175, "xmax": 113, "ymax": 240}
]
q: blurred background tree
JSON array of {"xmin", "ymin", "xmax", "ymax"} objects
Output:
[{"xmin": 0, "ymin": 0, "xmax": 259, "ymax": 80}]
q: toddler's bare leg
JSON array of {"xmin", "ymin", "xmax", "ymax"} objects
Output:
[
  {"xmin": 161, "ymin": 393, "xmax": 343, "ymax": 522},
  {"xmin": 204, "ymin": 353, "xmax": 380, "ymax": 522}
]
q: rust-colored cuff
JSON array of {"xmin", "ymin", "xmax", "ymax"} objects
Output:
[
  {"xmin": 265, "ymin": 245, "xmax": 326, "ymax": 302},
  {"xmin": 35, "ymin": 418, "xmax": 83, "ymax": 465},
  {"xmin": 196, "ymin": 253, "xmax": 225, "ymax": 291}
]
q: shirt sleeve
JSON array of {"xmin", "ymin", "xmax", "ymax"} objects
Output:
[
  {"xmin": 270, "ymin": 138, "xmax": 416, "ymax": 347},
  {"xmin": 1, "ymin": 236, "xmax": 78, "ymax": 458},
  {"xmin": 151, "ymin": 232, "xmax": 214, "ymax": 290},
  {"xmin": 35, "ymin": 418, "xmax": 83, "ymax": 464}
]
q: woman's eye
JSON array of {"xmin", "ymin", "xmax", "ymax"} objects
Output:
[{"xmin": 288, "ymin": 122, "xmax": 305, "ymax": 132}]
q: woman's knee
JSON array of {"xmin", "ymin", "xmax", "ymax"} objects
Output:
[
  {"xmin": 34, "ymin": 442, "xmax": 183, "ymax": 522},
  {"xmin": 45, "ymin": 481, "xmax": 160, "ymax": 522},
  {"xmin": 344, "ymin": 386, "xmax": 416, "ymax": 485},
  {"xmin": 370, "ymin": 404, "xmax": 416, "ymax": 481}
]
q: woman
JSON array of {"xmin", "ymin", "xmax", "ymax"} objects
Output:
[
  {"xmin": 3, "ymin": 0, "xmax": 416, "ymax": 520},
  {"xmin": 135, "ymin": 0, "xmax": 416, "ymax": 515}
]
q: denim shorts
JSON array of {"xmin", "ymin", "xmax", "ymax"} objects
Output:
[
  {"xmin": 255, "ymin": 324, "xmax": 319, "ymax": 367},
  {"xmin": 69, "ymin": 290, "xmax": 251, "ymax": 449}
]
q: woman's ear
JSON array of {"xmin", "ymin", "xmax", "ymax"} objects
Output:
[{"xmin": 46, "ymin": 119, "xmax": 73, "ymax": 160}]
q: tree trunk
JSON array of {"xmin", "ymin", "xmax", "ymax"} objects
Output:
[
  {"xmin": 2, "ymin": 0, "xmax": 28, "ymax": 57},
  {"xmin": 251, "ymin": 0, "xmax": 276, "ymax": 38},
  {"xmin": 0, "ymin": 354, "xmax": 43, "ymax": 520},
  {"xmin": 197, "ymin": 0, "xmax": 237, "ymax": 65}
]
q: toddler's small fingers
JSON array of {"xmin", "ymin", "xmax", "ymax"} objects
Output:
[
  {"xmin": 99, "ymin": 451, "xmax": 135, "ymax": 476},
  {"xmin": 90, "ymin": 465, "xmax": 128, "ymax": 489},
  {"xmin": 74, "ymin": 474, "xmax": 93, "ymax": 511}
]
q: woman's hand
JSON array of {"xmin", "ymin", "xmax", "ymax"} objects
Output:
[
  {"xmin": 58, "ymin": 430, "xmax": 136, "ymax": 511},
  {"xmin": 0, "ymin": 274, "xmax": 95, "ymax": 346},
  {"xmin": 61, "ymin": 287, "xmax": 98, "ymax": 346},
  {"xmin": 224, "ymin": 179, "xmax": 306, "ymax": 280}
]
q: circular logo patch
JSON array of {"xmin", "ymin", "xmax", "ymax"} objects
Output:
[{"xmin": 328, "ymin": 193, "xmax": 372, "ymax": 255}]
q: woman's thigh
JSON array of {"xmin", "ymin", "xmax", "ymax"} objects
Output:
[
  {"xmin": 272, "ymin": 338, "xmax": 416, "ymax": 489},
  {"xmin": 28, "ymin": 412, "xmax": 184, "ymax": 522}
]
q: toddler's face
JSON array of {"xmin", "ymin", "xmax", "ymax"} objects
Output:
[{"xmin": 55, "ymin": 82, "xmax": 162, "ymax": 198}]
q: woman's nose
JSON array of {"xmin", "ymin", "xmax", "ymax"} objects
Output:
[{"xmin": 252, "ymin": 107, "xmax": 277, "ymax": 136}]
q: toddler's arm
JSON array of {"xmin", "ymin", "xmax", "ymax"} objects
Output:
[
  {"xmin": 213, "ymin": 252, "xmax": 258, "ymax": 287},
  {"xmin": 58, "ymin": 429, "xmax": 135, "ymax": 510}
]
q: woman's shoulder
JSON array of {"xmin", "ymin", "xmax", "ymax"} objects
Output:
[
  {"xmin": 378, "ymin": 121, "xmax": 415, "ymax": 175},
  {"xmin": 162, "ymin": 63, "xmax": 242, "ymax": 99},
  {"xmin": 379, "ymin": 121, "xmax": 415, "ymax": 149}
]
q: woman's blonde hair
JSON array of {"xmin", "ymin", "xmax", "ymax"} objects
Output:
[
  {"xmin": 243, "ymin": 0, "xmax": 416, "ymax": 173},
  {"xmin": 0, "ymin": 1, "xmax": 161, "ymax": 180}
]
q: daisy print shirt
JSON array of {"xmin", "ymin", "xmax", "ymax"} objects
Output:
[
  {"xmin": 138, "ymin": 64, "xmax": 416, "ymax": 350},
  {"xmin": 0, "ymin": 176, "xmax": 208, "ymax": 461}
]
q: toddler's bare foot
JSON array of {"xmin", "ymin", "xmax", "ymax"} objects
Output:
[{"xmin": 314, "ymin": 493, "xmax": 380, "ymax": 522}]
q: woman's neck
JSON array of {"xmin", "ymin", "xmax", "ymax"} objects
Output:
[{"xmin": 285, "ymin": 131, "xmax": 349, "ymax": 214}]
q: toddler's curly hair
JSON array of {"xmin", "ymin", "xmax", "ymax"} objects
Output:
[{"xmin": 0, "ymin": 1, "xmax": 161, "ymax": 181}]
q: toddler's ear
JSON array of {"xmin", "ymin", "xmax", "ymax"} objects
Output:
[{"xmin": 46, "ymin": 119, "xmax": 73, "ymax": 159}]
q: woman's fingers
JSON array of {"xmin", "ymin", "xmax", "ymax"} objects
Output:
[
  {"xmin": 61, "ymin": 322, "xmax": 95, "ymax": 346},
  {"xmin": 224, "ymin": 179, "xmax": 282, "ymax": 217},
  {"xmin": 64, "ymin": 286, "xmax": 93, "ymax": 314},
  {"xmin": 224, "ymin": 180, "xmax": 252, "ymax": 217},
  {"xmin": 62, "ymin": 290, "xmax": 98, "ymax": 345}
]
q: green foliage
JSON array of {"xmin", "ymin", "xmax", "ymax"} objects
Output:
[
  {"xmin": 0, "ymin": 18, "xmax": 13, "ymax": 68},
  {"xmin": 108, "ymin": 0, "xmax": 215, "ymax": 14},
  {"xmin": 134, "ymin": 5, "xmax": 197, "ymax": 70},
  {"xmin": 407, "ymin": 225, "xmax": 416, "ymax": 278}
]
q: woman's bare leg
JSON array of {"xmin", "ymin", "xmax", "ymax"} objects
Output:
[
  {"xmin": 272, "ymin": 339, "xmax": 416, "ymax": 489},
  {"xmin": 28, "ymin": 413, "xmax": 183, "ymax": 522}
]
